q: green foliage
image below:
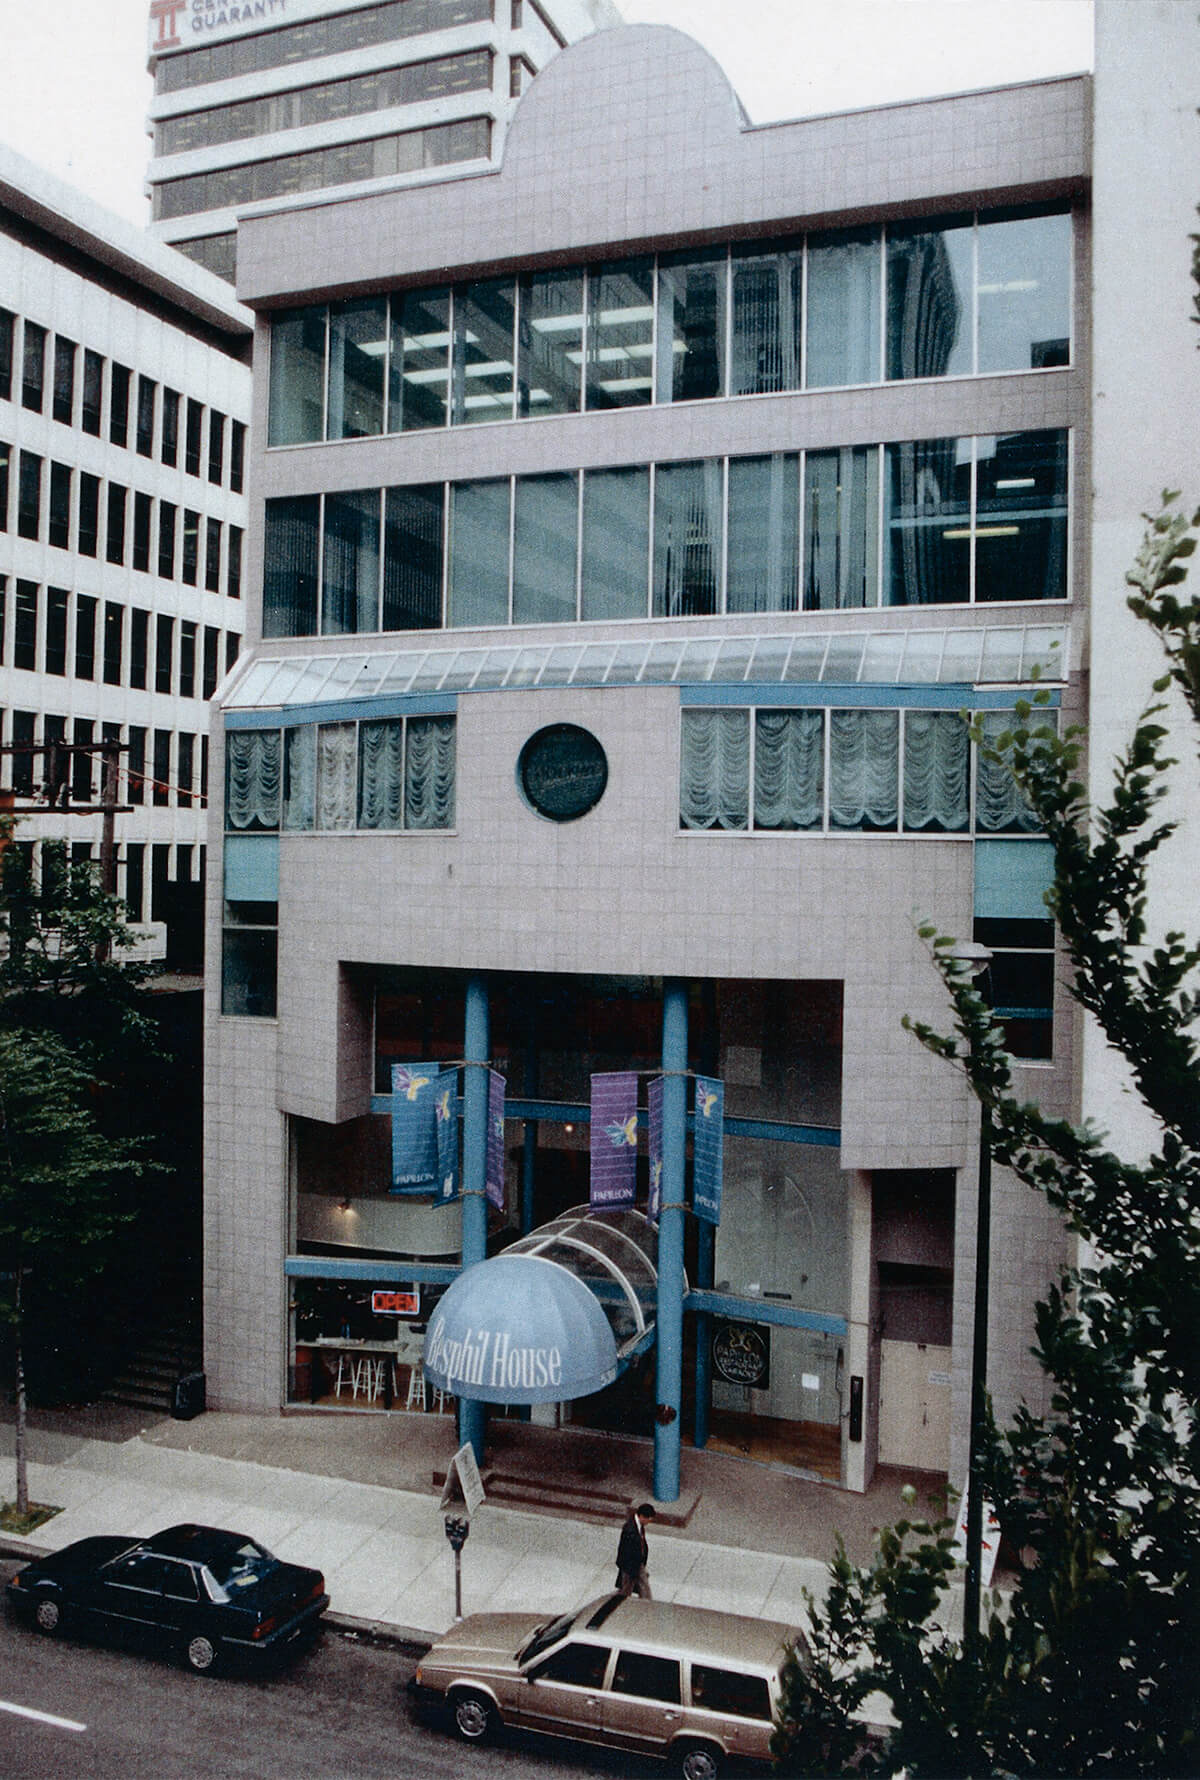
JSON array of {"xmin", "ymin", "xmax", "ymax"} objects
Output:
[{"xmin": 774, "ymin": 496, "xmax": 1200, "ymax": 1775}]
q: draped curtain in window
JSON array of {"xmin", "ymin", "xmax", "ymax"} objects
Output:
[
  {"xmin": 405, "ymin": 716, "xmax": 456, "ymax": 829},
  {"xmin": 680, "ymin": 710, "xmax": 749, "ymax": 830},
  {"xmin": 358, "ymin": 720, "xmax": 406, "ymax": 829},
  {"xmin": 225, "ymin": 729, "xmax": 281, "ymax": 830},
  {"xmin": 828, "ymin": 710, "xmax": 899, "ymax": 830},
  {"xmin": 902, "ymin": 710, "xmax": 969, "ymax": 831},
  {"xmin": 283, "ymin": 725, "xmax": 316, "ymax": 831},
  {"xmin": 316, "ymin": 722, "xmax": 357, "ymax": 830},
  {"xmin": 753, "ymin": 710, "xmax": 824, "ymax": 829},
  {"xmin": 975, "ymin": 710, "xmax": 1050, "ymax": 832}
]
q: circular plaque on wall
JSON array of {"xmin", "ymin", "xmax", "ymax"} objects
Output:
[{"xmin": 518, "ymin": 724, "xmax": 608, "ymax": 822}]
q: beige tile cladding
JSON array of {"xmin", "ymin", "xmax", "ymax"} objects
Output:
[
  {"xmin": 269, "ymin": 683, "xmax": 975, "ymax": 1171},
  {"xmin": 237, "ymin": 27, "xmax": 1088, "ymax": 307}
]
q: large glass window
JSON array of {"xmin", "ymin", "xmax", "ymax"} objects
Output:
[
  {"xmin": 449, "ymin": 480, "xmax": 510, "ymax": 626},
  {"xmin": 653, "ymin": 460, "xmax": 723, "ymax": 617},
  {"xmin": 727, "ymin": 454, "xmax": 799, "ymax": 614},
  {"xmin": 452, "ymin": 280, "xmax": 516, "ymax": 425},
  {"xmin": 517, "ymin": 270, "xmax": 583, "ymax": 417},
  {"xmin": 384, "ymin": 485, "xmax": 444, "ymax": 630},
  {"xmin": 322, "ymin": 489, "xmax": 381, "ymax": 634},
  {"xmin": 803, "ymin": 446, "xmax": 880, "ymax": 610},
  {"xmin": 328, "ymin": 297, "xmax": 387, "ymax": 439},
  {"xmin": 263, "ymin": 495, "xmax": 320, "ymax": 637},
  {"xmin": 513, "ymin": 473, "xmax": 578, "ymax": 624},
  {"xmin": 269, "ymin": 306, "xmax": 326, "ymax": 445},
  {"xmin": 974, "ymin": 430, "xmax": 1068, "ymax": 602},
  {"xmin": 586, "ymin": 259, "xmax": 654, "ymax": 410},
  {"xmin": 388, "ymin": 289, "xmax": 450, "ymax": 432},
  {"xmin": 729, "ymin": 240, "xmax": 802, "ymax": 395},
  {"xmin": 886, "ymin": 217, "xmax": 974, "ymax": 380},
  {"xmin": 806, "ymin": 227, "xmax": 882, "ymax": 387},
  {"xmin": 656, "ymin": 249, "xmax": 726, "ymax": 402},
  {"xmin": 580, "ymin": 467, "xmax": 649, "ymax": 621},
  {"xmin": 885, "ymin": 437, "xmax": 970, "ymax": 606},
  {"xmin": 977, "ymin": 208, "xmax": 1071, "ymax": 372}
]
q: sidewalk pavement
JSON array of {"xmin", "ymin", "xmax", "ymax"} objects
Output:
[{"xmin": 0, "ymin": 1403, "xmax": 964, "ymax": 1648}]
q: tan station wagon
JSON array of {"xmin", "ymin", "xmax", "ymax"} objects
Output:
[{"xmin": 410, "ymin": 1592, "xmax": 809, "ymax": 1780}]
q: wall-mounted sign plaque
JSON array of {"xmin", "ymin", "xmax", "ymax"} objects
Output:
[{"xmin": 518, "ymin": 724, "xmax": 608, "ymax": 822}]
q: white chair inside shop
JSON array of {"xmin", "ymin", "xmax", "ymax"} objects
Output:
[
  {"xmin": 333, "ymin": 1352, "xmax": 356, "ymax": 1398},
  {"xmin": 405, "ymin": 1367, "xmax": 446, "ymax": 1413},
  {"xmin": 361, "ymin": 1357, "xmax": 387, "ymax": 1402}
]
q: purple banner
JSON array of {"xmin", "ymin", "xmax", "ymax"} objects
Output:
[
  {"xmin": 486, "ymin": 1069, "xmax": 507, "ymax": 1212},
  {"xmin": 647, "ymin": 1076, "xmax": 664, "ymax": 1225},
  {"xmin": 391, "ymin": 1063, "xmax": 439, "ymax": 1192},
  {"xmin": 693, "ymin": 1075, "xmax": 724, "ymax": 1224},
  {"xmin": 590, "ymin": 1072, "xmax": 639, "ymax": 1209},
  {"xmin": 435, "ymin": 1071, "xmax": 459, "ymax": 1205}
]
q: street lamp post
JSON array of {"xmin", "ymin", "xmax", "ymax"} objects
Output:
[
  {"xmin": 964, "ymin": 1100, "xmax": 992, "ymax": 1651},
  {"xmin": 949, "ymin": 939, "xmax": 994, "ymax": 1653}
]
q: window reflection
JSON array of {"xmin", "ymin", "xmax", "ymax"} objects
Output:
[
  {"xmin": 806, "ymin": 228, "xmax": 881, "ymax": 387},
  {"xmin": 656, "ymin": 249, "xmax": 726, "ymax": 402},
  {"xmin": 653, "ymin": 461, "xmax": 724, "ymax": 617},
  {"xmin": 328, "ymin": 297, "xmax": 387, "ymax": 439},
  {"xmin": 974, "ymin": 430, "xmax": 1068, "ymax": 602},
  {"xmin": 886, "ymin": 437, "xmax": 970, "ymax": 606},
  {"xmin": 586, "ymin": 259, "xmax": 655, "ymax": 409},
  {"xmin": 977, "ymin": 209, "xmax": 1071, "ymax": 372},
  {"xmin": 581, "ymin": 467, "xmax": 650, "ymax": 620},
  {"xmin": 886, "ymin": 217, "xmax": 973, "ymax": 380},
  {"xmin": 452, "ymin": 280, "xmax": 516, "ymax": 425},
  {"xmin": 727, "ymin": 454, "xmax": 799, "ymax": 613},
  {"xmin": 729, "ymin": 241, "xmax": 802, "ymax": 395},
  {"xmin": 803, "ymin": 446, "xmax": 879, "ymax": 610},
  {"xmin": 518, "ymin": 270, "xmax": 583, "ymax": 417},
  {"xmin": 513, "ymin": 473, "xmax": 579, "ymax": 623},
  {"xmin": 389, "ymin": 289, "xmax": 450, "ymax": 432},
  {"xmin": 268, "ymin": 306, "xmax": 326, "ymax": 445}
]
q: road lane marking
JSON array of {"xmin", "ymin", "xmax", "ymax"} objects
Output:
[{"xmin": 0, "ymin": 1699, "xmax": 88, "ymax": 1733}]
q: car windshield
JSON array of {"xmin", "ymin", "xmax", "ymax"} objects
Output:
[
  {"xmin": 518, "ymin": 1609, "xmax": 577, "ymax": 1664},
  {"xmin": 203, "ymin": 1538, "xmax": 279, "ymax": 1591}
]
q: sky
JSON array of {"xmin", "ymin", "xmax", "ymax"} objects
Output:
[{"xmin": 0, "ymin": 0, "xmax": 1093, "ymax": 230}]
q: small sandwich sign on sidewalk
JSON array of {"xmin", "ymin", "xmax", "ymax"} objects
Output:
[{"xmin": 440, "ymin": 1443, "xmax": 486, "ymax": 1619}]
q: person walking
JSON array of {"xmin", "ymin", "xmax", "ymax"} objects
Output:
[{"xmin": 615, "ymin": 1502, "xmax": 656, "ymax": 1598}]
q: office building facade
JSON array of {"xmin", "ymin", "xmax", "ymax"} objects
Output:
[
  {"xmin": 202, "ymin": 19, "xmax": 1107, "ymax": 1499},
  {"xmin": 146, "ymin": 0, "xmax": 622, "ymax": 282},
  {"xmin": 1, "ymin": 146, "xmax": 251, "ymax": 960}
]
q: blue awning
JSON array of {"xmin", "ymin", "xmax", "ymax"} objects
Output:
[{"xmin": 424, "ymin": 1253, "xmax": 619, "ymax": 1404}]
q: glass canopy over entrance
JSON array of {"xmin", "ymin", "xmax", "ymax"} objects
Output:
[{"xmin": 423, "ymin": 1206, "xmax": 664, "ymax": 1404}]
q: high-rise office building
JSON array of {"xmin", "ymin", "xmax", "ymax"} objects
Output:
[{"xmin": 145, "ymin": 0, "xmax": 622, "ymax": 282}]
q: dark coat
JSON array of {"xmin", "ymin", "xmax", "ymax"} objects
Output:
[{"xmin": 616, "ymin": 1513, "xmax": 648, "ymax": 1579}]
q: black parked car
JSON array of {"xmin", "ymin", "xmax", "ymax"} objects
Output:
[{"xmin": 6, "ymin": 1523, "xmax": 329, "ymax": 1675}]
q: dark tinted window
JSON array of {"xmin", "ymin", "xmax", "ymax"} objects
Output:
[
  {"xmin": 22, "ymin": 321, "xmax": 46, "ymax": 411},
  {"xmin": 532, "ymin": 1642, "xmax": 611, "ymax": 1688},
  {"xmin": 110, "ymin": 363, "xmax": 131, "ymax": 446},
  {"xmin": 612, "ymin": 1651, "xmax": 681, "ymax": 1705},
  {"xmin": 690, "ymin": 1665, "xmax": 772, "ymax": 1721}
]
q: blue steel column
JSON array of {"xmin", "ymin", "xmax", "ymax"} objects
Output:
[
  {"xmin": 654, "ymin": 978, "xmax": 688, "ymax": 1502},
  {"xmin": 459, "ymin": 973, "xmax": 490, "ymax": 1463},
  {"xmin": 693, "ymin": 1220, "xmax": 715, "ymax": 1449}
]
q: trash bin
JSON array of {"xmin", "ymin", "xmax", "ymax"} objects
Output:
[{"xmin": 171, "ymin": 1371, "xmax": 206, "ymax": 1420}]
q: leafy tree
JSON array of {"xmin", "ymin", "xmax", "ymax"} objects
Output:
[
  {"xmin": 0, "ymin": 1027, "xmax": 144, "ymax": 1515},
  {"xmin": 774, "ymin": 499, "xmax": 1200, "ymax": 1775},
  {"xmin": 0, "ymin": 828, "xmax": 169, "ymax": 1504}
]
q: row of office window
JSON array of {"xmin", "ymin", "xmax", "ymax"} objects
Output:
[
  {"xmin": 1, "ymin": 833, "xmax": 202, "ymax": 930},
  {"xmin": 225, "ymin": 715, "xmax": 456, "ymax": 833},
  {"xmin": 0, "ymin": 445, "xmax": 242, "ymax": 595},
  {"xmin": 155, "ymin": 49, "xmax": 493, "ymax": 156},
  {"xmin": 155, "ymin": 0, "xmax": 495, "ymax": 93},
  {"xmin": 0, "ymin": 311, "xmax": 244, "ymax": 484},
  {"xmin": 154, "ymin": 117, "xmax": 491, "ymax": 222},
  {"xmin": 6, "ymin": 709, "xmax": 208, "ymax": 811},
  {"xmin": 261, "ymin": 430, "xmax": 1069, "ymax": 638},
  {"xmin": 0, "ymin": 574, "xmax": 240, "ymax": 696},
  {"xmin": 266, "ymin": 206, "xmax": 1071, "ymax": 445},
  {"xmin": 679, "ymin": 706, "xmax": 1046, "ymax": 836}
]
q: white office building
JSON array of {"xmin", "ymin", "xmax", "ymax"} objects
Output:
[
  {"xmin": 145, "ymin": 0, "xmax": 622, "ymax": 282},
  {"xmin": 1, "ymin": 146, "xmax": 252, "ymax": 960}
]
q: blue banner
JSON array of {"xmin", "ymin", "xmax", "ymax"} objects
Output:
[
  {"xmin": 590, "ymin": 1071, "xmax": 639, "ymax": 1209},
  {"xmin": 486, "ymin": 1070, "xmax": 507, "ymax": 1212},
  {"xmin": 391, "ymin": 1063, "xmax": 440, "ymax": 1192},
  {"xmin": 647, "ymin": 1076, "xmax": 664, "ymax": 1225},
  {"xmin": 435, "ymin": 1071, "xmax": 460, "ymax": 1205},
  {"xmin": 692, "ymin": 1075, "xmax": 724, "ymax": 1224}
]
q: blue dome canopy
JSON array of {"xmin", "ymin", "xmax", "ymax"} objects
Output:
[{"xmin": 423, "ymin": 1253, "xmax": 619, "ymax": 1404}]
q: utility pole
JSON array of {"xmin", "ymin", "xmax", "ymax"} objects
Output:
[{"xmin": 0, "ymin": 738, "xmax": 132, "ymax": 959}]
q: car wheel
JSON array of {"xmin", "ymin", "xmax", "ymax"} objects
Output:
[
  {"xmin": 33, "ymin": 1593, "xmax": 63, "ymax": 1635},
  {"xmin": 184, "ymin": 1633, "xmax": 220, "ymax": 1675},
  {"xmin": 677, "ymin": 1740, "xmax": 723, "ymax": 1780},
  {"xmin": 451, "ymin": 1689, "xmax": 495, "ymax": 1742}
]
